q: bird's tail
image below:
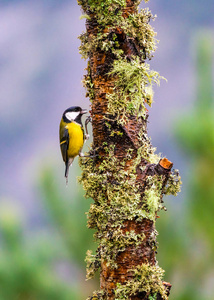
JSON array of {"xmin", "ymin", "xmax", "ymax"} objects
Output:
[{"xmin": 65, "ymin": 158, "xmax": 73, "ymax": 184}]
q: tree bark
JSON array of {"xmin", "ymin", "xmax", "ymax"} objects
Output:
[{"xmin": 77, "ymin": 0, "xmax": 181, "ymax": 299}]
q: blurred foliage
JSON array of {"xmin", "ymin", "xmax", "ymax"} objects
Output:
[
  {"xmin": 38, "ymin": 163, "xmax": 98, "ymax": 299},
  {"xmin": 0, "ymin": 162, "xmax": 98, "ymax": 300},
  {"xmin": 0, "ymin": 203, "xmax": 80, "ymax": 300},
  {"xmin": 157, "ymin": 31, "xmax": 214, "ymax": 300},
  {"xmin": 39, "ymin": 165, "xmax": 96, "ymax": 266}
]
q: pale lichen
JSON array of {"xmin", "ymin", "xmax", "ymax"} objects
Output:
[
  {"xmin": 79, "ymin": 143, "xmax": 179, "ymax": 272},
  {"xmin": 162, "ymin": 169, "xmax": 182, "ymax": 196},
  {"xmin": 86, "ymin": 289, "xmax": 106, "ymax": 300},
  {"xmin": 107, "ymin": 56, "xmax": 163, "ymax": 124},
  {"xmin": 115, "ymin": 264, "xmax": 167, "ymax": 300}
]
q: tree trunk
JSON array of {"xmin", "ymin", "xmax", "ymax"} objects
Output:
[{"xmin": 77, "ymin": 0, "xmax": 181, "ymax": 299}]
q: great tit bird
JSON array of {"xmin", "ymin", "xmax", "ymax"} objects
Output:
[{"xmin": 59, "ymin": 106, "xmax": 87, "ymax": 183}]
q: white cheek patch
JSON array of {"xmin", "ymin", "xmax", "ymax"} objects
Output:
[{"xmin": 65, "ymin": 111, "xmax": 79, "ymax": 121}]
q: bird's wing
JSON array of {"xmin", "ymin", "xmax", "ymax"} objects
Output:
[
  {"xmin": 60, "ymin": 127, "xmax": 69, "ymax": 162},
  {"xmin": 82, "ymin": 125, "xmax": 85, "ymax": 141}
]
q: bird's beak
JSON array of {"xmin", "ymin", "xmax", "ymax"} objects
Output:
[{"xmin": 81, "ymin": 109, "xmax": 87, "ymax": 115}]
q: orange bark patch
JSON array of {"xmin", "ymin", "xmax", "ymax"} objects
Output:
[{"xmin": 159, "ymin": 158, "xmax": 173, "ymax": 170}]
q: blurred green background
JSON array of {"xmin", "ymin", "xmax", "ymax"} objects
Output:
[{"xmin": 0, "ymin": 0, "xmax": 213, "ymax": 299}]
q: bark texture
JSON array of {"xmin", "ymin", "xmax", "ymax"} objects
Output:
[{"xmin": 78, "ymin": 0, "xmax": 181, "ymax": 299}]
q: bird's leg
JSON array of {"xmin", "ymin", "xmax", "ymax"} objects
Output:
[
  {"xmin": 79, "ymin": 151, "xmax": 98, "ymax": 158},
  {"xmin": 79, "ymin": 147, "xmax": 99, "ymax": 158},
  {"xmin": 81, "ymin": 154, "xmax": 99, "ymax": 158},
  {"xmin": 85, "ymin": 116, "xmax": 92, "ymax": 140},
  {"xmin": 79, "ymin": 149, "xmax": 96, "ymax": 158}
]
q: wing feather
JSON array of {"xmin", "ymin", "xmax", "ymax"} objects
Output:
[{"xmin": 60, "ymin": 127, "xmax": 69, "ymax": 162}]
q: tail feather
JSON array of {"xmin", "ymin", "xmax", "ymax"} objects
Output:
[
  {"xmin": 65, "ymin": 162, "xmax": 69, "ymax": 178},
  {"xmin": 65, "ymin": 158, "xmax": 73, "ymax": 184}
]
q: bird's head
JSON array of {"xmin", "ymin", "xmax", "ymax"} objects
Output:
[{"xmin": 62, "ymin": 106, "xmax": 87, "ymax": 124}]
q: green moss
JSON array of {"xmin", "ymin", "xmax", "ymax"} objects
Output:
[
  {"xmin": 79, "ymin": 0, "xmax": 162, "ymax": 125},
  {"xmin": 79, "ymin": 143, "xmax": 179, "ymax": 272},
  {"xmin": 79, "ymin": 143, "xmax": 181, "ymax": 276},
  {"xmin": 98, "ymin": 228, "xmax": 145, "ymax": 269},
  {"xmin": 86, "ymin": 290, "xmax": 105, "ymax": 300},
  {"xmin": 121, "ymin": 8, "xmax": 157, "ymax": 59},
  {"xmin": 85, "ymin": 250, "xmax": 101, "ymax": 280},
  {"xmin": 83, "ymin": 64, "xmax": 95, "ymax": 100},
  {"xmin": 79, "ymin": 147, "xmax": 140, "ymax": 269},
  {"xmin": 107, "ymin": 56, "xmax": 163, "ymax": 124},
  {"xmin": 78, "ymin": 2, "xmax": 157, "ymax": 62},
  {"xmin": 144, "ymin": 182, "xmax": 161, "ymax": 219},
  {"xmin": 114, "ymin": 264, "xmax": 167, "ymax": 300},
  {"xmin": 78, "ymin": 0, "xmax": 126, "ymax": 27},
  {"xmin": 79, "ymin": 31, "xmax": 110, "ymax": 60},
  {"xmin": 162, "ymin": 169, "xmax": 182, "ymax": 196},
  {"xmin": 136, "ymin": 129, "xmax": 161, "ymax": 164}
]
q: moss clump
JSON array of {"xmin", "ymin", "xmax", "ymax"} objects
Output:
[
  {"xmin": 115, "ymin": 264, "xmax": 167, "ymax": 300},
  {"xmin": 83, "ymin": 64, "xmax": 95, "ymax": 100},
  {"xmin": 78, "ymin": 0, "xmax": 126, "ymax": 27},
  {"xmin": 80, "ymin": 146, "xmax": 144, "ymax": 227},
  {"xmin": 79, "ymin": 3, "xmax": 161, "ymax": 123},
  {"xmin": 120, "ymin": 8, "xmax": 157, "ymax": 59},
  {"xmin": 144, "ymin": 179, "xmax": 162, "ymax": 220},
  {"xmin": 79, "ymin": 147, "xmax": 140, "ymax": 269},
  {"xmin": 85, "ymin": 250, "xmax": 101, "ymax": 280},
  {"xmin": 86, "ymin": 290, "xmax": 106, "ymax": 300},
  {"xmin": 162, "ymin": 169, "xmax": 182, "ymax": 196},
  {"xmin": 98, "ymin": 228, "xmax": 145, "ymax": 269},
  {"xmin": 79, "ymin": 144, "xmax": 179, "ymax": 272},
  {"xmin": 86, "ymin": 229, "xmax": 145, "ymax": 272},
  {"xmin": 78, "ymin": 1, "xmax": 157, "ymax": 58},
  {"xmin": 78, "ymin": 0, "xmax": 126, "ymax": 59},
  {"xmin": 107, "ymin": 56, "xmax": 163, "ymax": 124},
  {"xmin": 79, "ymin": 0, "xmax": 163, "ymax": 124}
]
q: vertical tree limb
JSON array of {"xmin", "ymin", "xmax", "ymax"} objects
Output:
[{"xmin": 77, "ymin": 0, "xmax": 181, "ymax": 299}]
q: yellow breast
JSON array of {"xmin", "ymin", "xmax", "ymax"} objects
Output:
[{"xmin": 66, "ymin": 122, "xmax": 84, "ymax": 158}]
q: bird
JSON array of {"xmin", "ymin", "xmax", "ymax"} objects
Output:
[{"xmin": 59, "ymin": 106, "xmax": 88, "ymax": 183}]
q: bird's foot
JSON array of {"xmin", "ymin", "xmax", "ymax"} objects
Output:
[
  {"xmin": 85, "ymin": 116, "xmax": 92, "ymax": 140},
  {"xmin": 85, "ymin": 133, "xmax": 90, "ymax": 140},
  {"xmin": 85, "ymin": 116, "xmax": 92, "ymax": 126}
]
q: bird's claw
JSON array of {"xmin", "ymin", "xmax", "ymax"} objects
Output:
[
  {"xmin": 85, "ymin": 116, "xmax": 92, "ymax": 139},
  {"xmin": 85, "ymin": 133, "xmax": 90, "ymax": 140},
  {"xmin": 85, "ymin": 116, "xmax": 92, "ymax": 126}
]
